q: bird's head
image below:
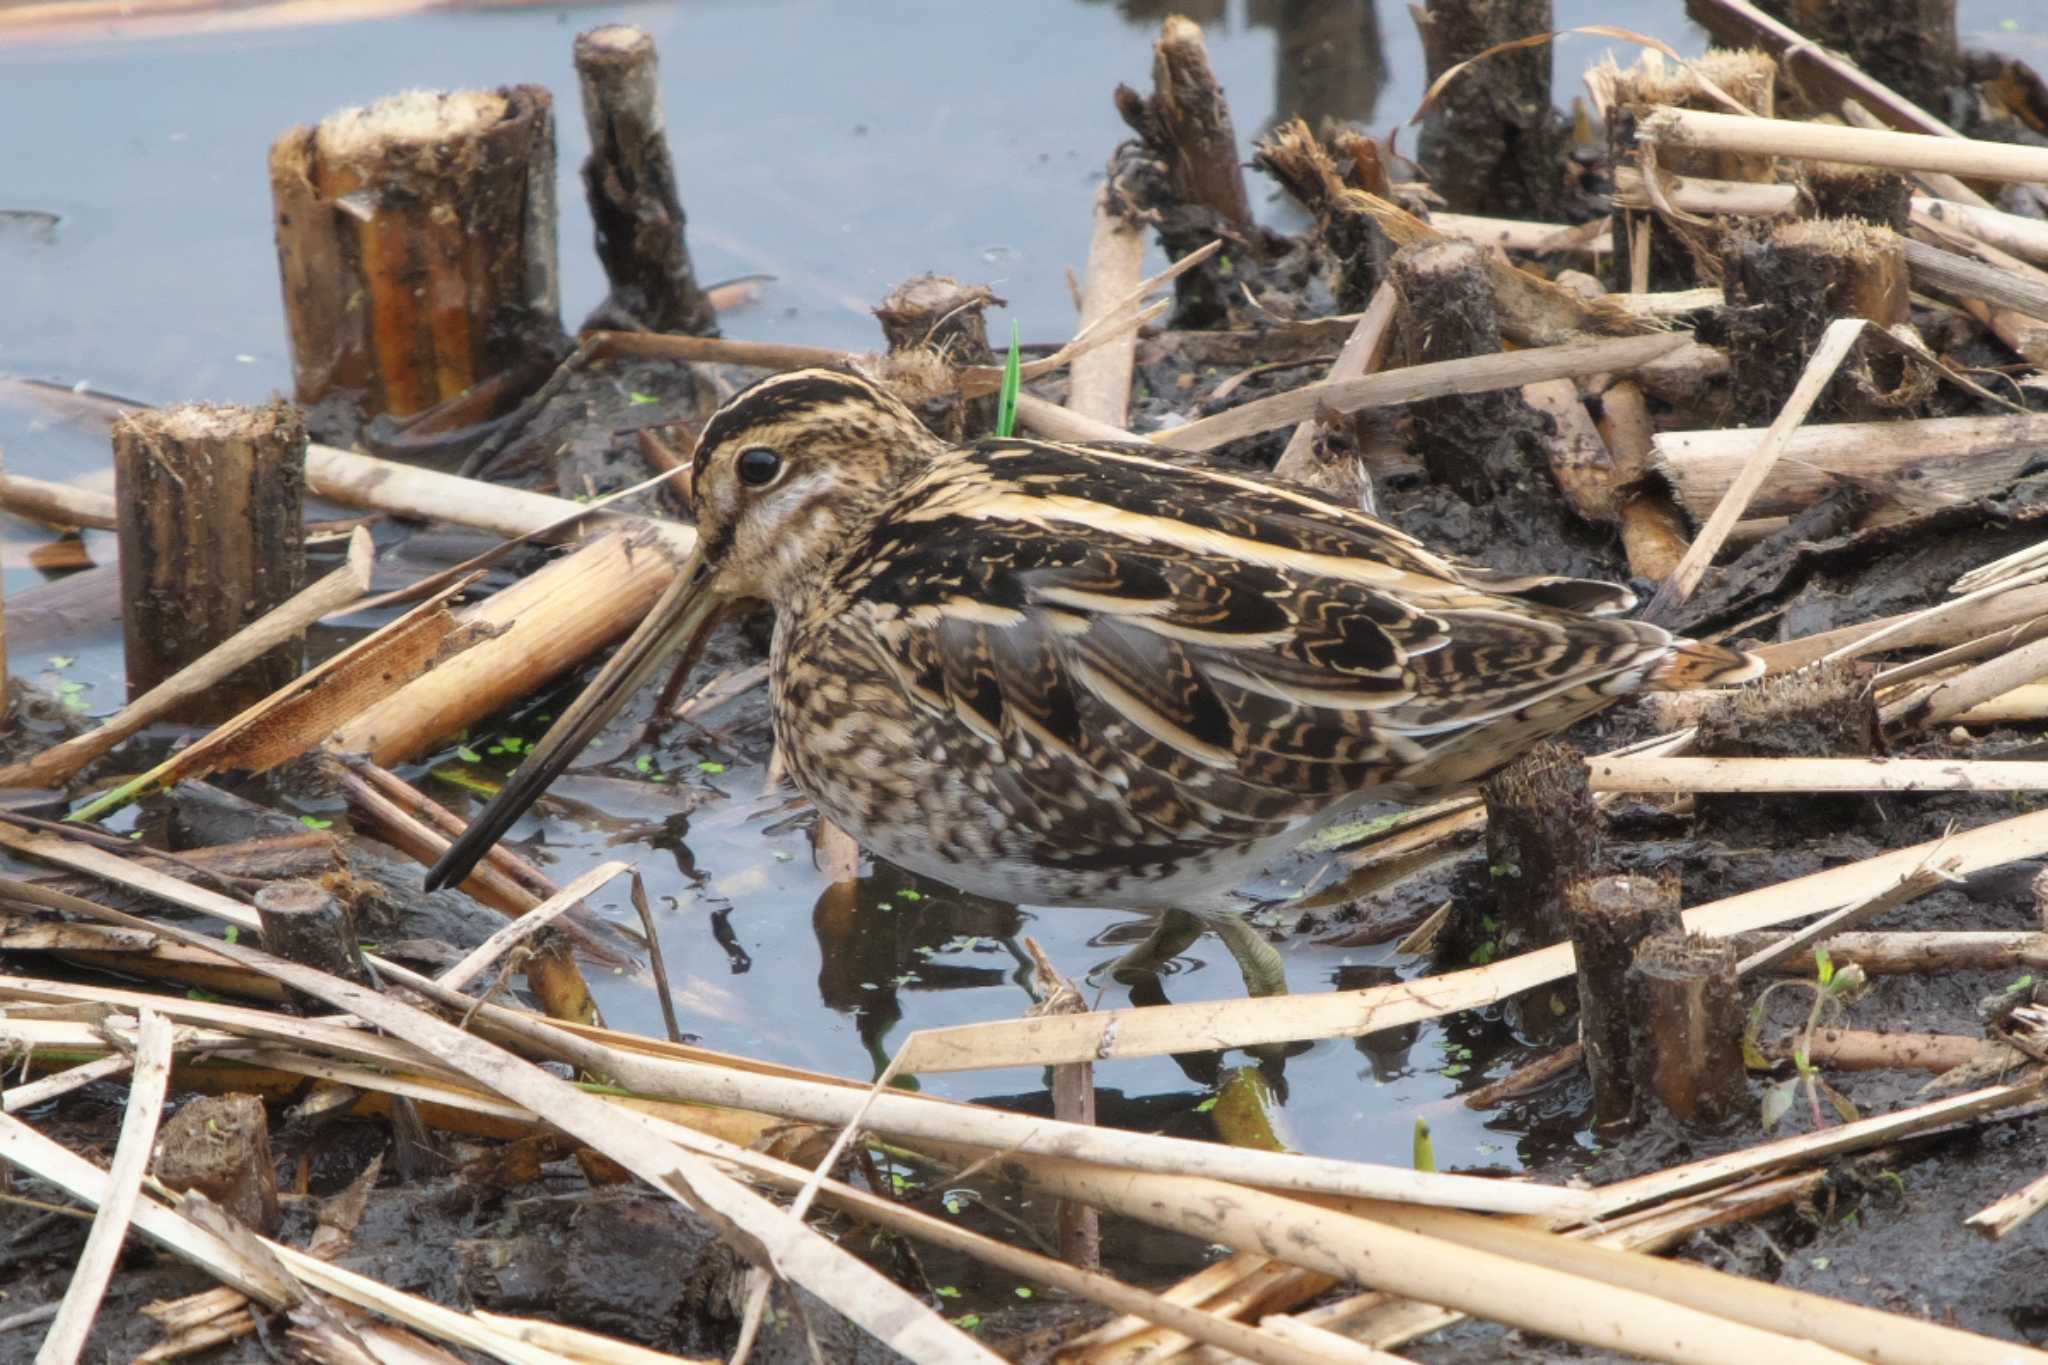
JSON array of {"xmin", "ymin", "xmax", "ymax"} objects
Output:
[{"xmin": 684, "ymin": 367, "xmax": 947, "ymax": 605}]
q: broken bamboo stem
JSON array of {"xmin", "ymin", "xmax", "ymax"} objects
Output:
[
  {"xmin": 1065, "ymin": 185, "xmax": 1147, "ymax": 428},
  {"xmin": 1638, "ymin": 107, "xmax": 2048, "ymax": 186}
]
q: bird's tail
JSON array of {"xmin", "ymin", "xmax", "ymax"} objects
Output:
[{"xmin": 1645, "ymin": 638, "xmax": 1766, "ymax": 690}]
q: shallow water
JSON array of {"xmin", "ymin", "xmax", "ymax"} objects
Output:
[{"xmin": 1, "ymin": 0, "xmax": 2042, "ymax": 1174}]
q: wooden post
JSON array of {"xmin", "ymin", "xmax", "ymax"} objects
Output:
[
  {"xmin": 1026, "ymin": 939, "xmax": 1100, "ymax": 1272},
  {"xmin": 1482, "ymin": 739, "xmax": 1598, "ymax": 946},
  {"xmin": 1776, "ymin": 0, "xmax": 1958, "ymax": 118},
  {"xmin": 874, "ymin": 274, "xmax": 1002, "ymax": 442},
  {"xmin": 1415, "ymin": 0, "xmax": 1565, "ymax": 219},
  {"xmin": 113, "ymin": 402, "xmax": 307, "ymax": 722},
  {"xmin": 1389, "ymin": 238, "xmax": 1537, "ymax": 502},
  {"xmin": 1719, "ymin": 217, "xmax": 1910, "ymax": 423},
  {"xmin": 1627, "ymin": 930, "xmax": 1750, "ymax": 1126},
  {"xmin": 270, "ymin": 86, "xmax": 565, "ymax": 438},
  {"xmin": 1254, "ymin": 119, "xmax": 1395, "ymax": 313},
  {"xmin": 1567, "ymin": 871, "xmax": 1682, "ymax": 1126},
  {"xmin": 1114, "ymin": 14, "xmax": 1254, "ymax": 327},
  {"xmin": 1600, "ymin": 48, "xmax": 1777, "ymax": 291},
  {"xmin": 1120, "ymin": 15, "xmax": 1253, "ymax": 231},
  {"xmin": 153, "ymin": 1094, "xmax": 281, "ymax": 1235},
  {"xmin": 255, "ymin": 877, "xmax": 370, "ymax": 1015},
  {"xmin": 574, "ymin": 26, "xmax": 718, "ymax": 337}
]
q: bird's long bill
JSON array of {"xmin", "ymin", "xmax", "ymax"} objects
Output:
[{"xmin": 423, "ymin": 549, "xmax": 725, "ymax": 892}]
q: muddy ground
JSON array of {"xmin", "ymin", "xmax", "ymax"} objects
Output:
[{"xmin": 11, "ymin": 21, "xmax": 2048, "ymax": 1365}]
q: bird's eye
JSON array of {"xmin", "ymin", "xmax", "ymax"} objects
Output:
[{"xmin": 737, "ymin": 447, "xmax": 782, "ymax": 487}]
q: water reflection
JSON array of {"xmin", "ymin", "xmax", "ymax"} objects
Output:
[{"xmin": 810, "ymin": 867, "xmax": 1031, "ymax": 1073}]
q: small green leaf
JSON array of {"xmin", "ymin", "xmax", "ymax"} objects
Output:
[
  {"xmin": 1412, "ymin": 1117, "xmax": 1435, "ymax": 1172},
  {"xmin": 299, "ymin": 815, "xmax": 333, "ymax": 830},
  {"xmin": 953, "ymin": 1314, "xmax": 982, "ymax": 1332},
  {"xmin": 935, "ymin": 1285, "xmax": 961, "ymax": 1298},
  {"xmin": 698, "ymin": 760, "xmax": 727, "ymax": 775},
  {"xmin": 456, "ymin": 744, "xmax": 481, "ymax": 763},
  {"xmin": 224, "ymin": 925, "xmax": 240, "ymax": 945},
  {"xmin": 48, "ymin": 655, "xmax": 74, "ymax": 670},
  {"xmin": 1814, "ymin": 946, "xmax": 1834, "ymax": 987},
  {"xmin": 1760, "ymin": 1078, "xmax": 1795, "ymax": 1131},
  {"xmin": 943, "ymin": 1195, "xmax": 964, "ymax": 1214},
  {"xmin": 628, "ymin": 391, "xmax": 661, "ymax": 406},
  {"xmin": 995, "ymin": 321, "xmax": 1022, "ymax": 439},
  {"xmin": 635, "ymin": 753, "xmax": 655, "ymax": 775},
  {"xmin": 500, "ymin": 736, "xmax": 528, "ymax": 754},
  {"xmin": 1014, "ymin": 1286, "xmax": 1033, "ymax": 1299},
  {"xmin": 1193, "ymin": 1095, "xmax": 1219, "ymax": 1113},
  {"xmin": 896, "ymin": 888, "xmax": 923, "ymax": 901}
]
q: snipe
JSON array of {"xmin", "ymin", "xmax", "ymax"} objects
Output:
[{"xmin": 426, "ymin": 368, "xmax": 1758, "ymax": 994}]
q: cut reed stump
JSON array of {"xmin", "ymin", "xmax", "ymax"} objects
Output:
[
  {"xmin": 1254, "ymin": 119, "xmax": 1396, "ymax": 313},
  {"xmin": 270, "ymin": 86, "xmax": 566, "ymax": 440},
  {"xmin": 1693, "ymin": 657, "xmax": 1880, "ymax": 835},
  {"xmin": 1719, "ymin": 217, "xmax": 1909, "ymax": 423},
  {"xmin": 1800, "ymin": 160, "xmax": 1912, "ymax": 230},
  {"xmin": 574, "ymin": 26, "xmax": 717, "ymax": 337},
  {"xmin": 1596, "ymin": 48, "xmax": 1777, "ymax": 291},
  {"xmin": 255, "ymin": 877, "xmax": 370, "ymax": 1016},
  {"xmin": 1764, "ymin": 0, "xmax": 1959, "ymax": 118},
  {"xmin": 874, "ymin": 274, "xmax": 1002, "ymax": 441},
  {"xmin": 1627, "ymin": 930, "xmax": 1750, "ymax": 1126},
  {"xmin": 1115, "ymin": 14, "xmax": 1254, "ymax": 326},
  {"xmin": 1119, "ymin": 15, "xmax": 1253, "ymax": 234},
  {"xmin": 1414, "ymin": 0, "xmax": 1567, "ymax": 219},
  {"xmin": 113, "ymin": 402, "xmax": 307, "ymax": 723},
  {"xmin": 1567, "ymin": 871, "xmax": 1682, "ymax": 1126},
  {"xmin": 1389, "ymin": 238, "xmax": 1541, "ymax": 502},
  {"xmin": 1482, "ymin": 739, "xmax": 1598, "ymax": 945},
  {"xmin": 153, "ymin": 1094, "xmax": 281, "ymax": 1236}
]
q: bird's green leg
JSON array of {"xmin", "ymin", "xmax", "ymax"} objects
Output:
[
  {"xmin": 1202, "ymin": 912, "xmax": 1289, "ymax": 998},
  {"xmin": 1107, "ymin": 907, "xmax": 1207, "ymax": 982},
  {"xmin": 1108, "ymin": 908, "xmax": 1289, "ymax": 999}
]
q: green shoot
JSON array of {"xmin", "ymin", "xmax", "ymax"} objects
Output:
[
  {"xmin": 996, "ymin": 321, "xmax": 1022, "ymax": 438},
  {"xmin": 1412, "ymin": 1117, "xmax": 1435, "ymax": 1173}
]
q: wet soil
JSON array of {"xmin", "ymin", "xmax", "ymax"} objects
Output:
[{"xmin": 8, "ymin": 3, "xmax": 2048, "ymax": 1360}]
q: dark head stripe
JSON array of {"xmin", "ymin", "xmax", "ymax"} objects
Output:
[{"xmin": 692, "ymin": 369, "xmax": 891, "ymax": 486}]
